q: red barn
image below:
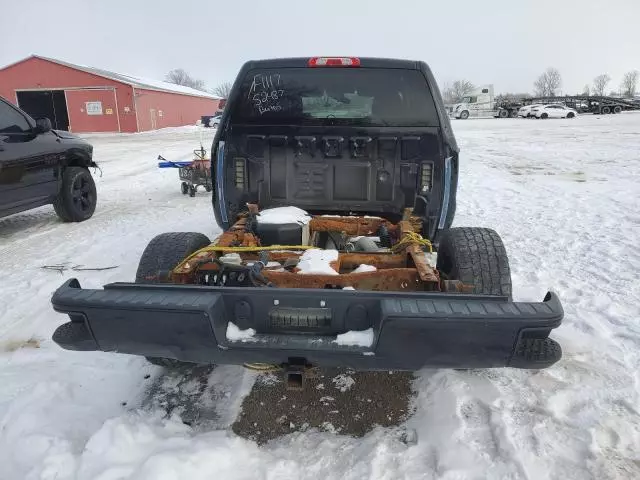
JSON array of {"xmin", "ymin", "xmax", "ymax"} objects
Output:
[{"xmin": 0, "ymin": 55, "xmax": 221, "ymax": 133}]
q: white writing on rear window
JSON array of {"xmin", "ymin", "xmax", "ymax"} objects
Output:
[{"xmin": 248, "ymin": 73, "xmax": 285, "ymax": 115}]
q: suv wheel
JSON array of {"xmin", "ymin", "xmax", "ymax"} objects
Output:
[
  {"xmin": 437, "ymin": 227, "xmax": 512, "ymax": 299},
  {"xmin": 135, "ymin": 232, "xmax": 211, "ymax": 368},
  {"xmin": 460, "ymin": 110, "xmax": 469, "ymax": 120},
  {"xmin": 53, "ymin": 167, "xmax": 97, "ymax": 222}
]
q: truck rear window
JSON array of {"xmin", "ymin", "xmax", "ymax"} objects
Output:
[{"xmin": 231, "ymin": 68, "xmax": 440, "ymax": 127}]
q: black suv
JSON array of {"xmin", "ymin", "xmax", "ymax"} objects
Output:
[
  {"xmin": 51, "ymin": 58, "xmax": 562, "ymax": 381},
  {"xmin": 0, "ymin": 97, "xmax": 97, "ymax": 222}
]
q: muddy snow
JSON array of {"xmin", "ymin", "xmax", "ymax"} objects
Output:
[{"xmin": 1, "ymin": 114, "xmax": 639, "ymax": 479}]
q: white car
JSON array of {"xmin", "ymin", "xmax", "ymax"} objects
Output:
[
  {"xmin": 532, "ymin": 104, "xmax": 578, "ymax": 119},
  {"xmin": 208, "ymin": 114, "xmax": 222, "ymax": 128},
  {"xmin": 518, "ymin": 104, "xmax": 544, "ymax": 118}
]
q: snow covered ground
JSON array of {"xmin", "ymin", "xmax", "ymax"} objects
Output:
[{"xmin": 1, "ymin": 114, "xmax": 639, "ymax": 479}]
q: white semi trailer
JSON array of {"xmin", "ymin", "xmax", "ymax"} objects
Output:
[{"xmin": 450, "ymin": 85, "xmax": 522, "ymax": 119}]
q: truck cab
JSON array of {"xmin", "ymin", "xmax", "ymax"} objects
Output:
[{"xmin": 451, "ymin": 85, "xmax": 495, "ymax": 119}]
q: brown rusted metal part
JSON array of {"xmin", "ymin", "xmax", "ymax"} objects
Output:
[
  {"xmin": 398, "ymin": 220, "xmax": 414, "ymax": 236},
  {"xmin": 169, "ymin": 211, "xmax": 442, "ymax": 293},
  {"xmin": 401, "ymin": 208, "xmax": 423, "ymax": 232},
  {"xmin": 193, "ymin": 251, "xmax": 407, "ymax": 272},
  {"xmin": 406, "ymin": 244, "xmax": 440, "ymax": 284},
  {"xmin": 441, "ymin": 280, "xmax": 475, "ymax": 293},
  {"xmin": 339, "ymin": 252, "xmax": 406, "ymax": 270},
  {"xmin": 391, "ymin": 219, "xmax": 440, "ymax": 285},
  {"xmin": 211, "ymin": 217, "xmax": 261, "ymax": 248},
  {"xmin": 329, "ymin": 259, "xmax": 341, "ymax": 274},
  {"xmin": 262, "ymin": 268, "xmax": 421, "ymax": 291},
  {"xmin": 247, "ymin": 203, "xmax": 259, "ymax": 215},
  {"xmin": 241, "ymin": 233, "xmax": 260, "ymax": 247},
  {"xmin": 309, "ymin": 216, "xmax": 395, "ymax": 236},
  {"xmin": 215, "ymin": 219, "xmax": 248, "ymax": 247}
]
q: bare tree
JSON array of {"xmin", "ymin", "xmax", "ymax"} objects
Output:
[
  {"xmin": 212, "ymin": 82, "xmax": 232, "ymax": 98},
  {"xmin": 621, "ymin": 70, "xmax": 639, "ymax": 98},
  {"xmin": 165, "ymin": 68, "xmax": 207, "ymax": 92},
  {"xmin": 592, "ymin": 74, "xmax": 611, "ymax": 96},
  {"xmin": 547, "ymin": 68, "xmax": 561, "ymax": 96},
  {"xmin": 533, "ymin": 76, "xmax": 547, "ymax": 97},
  {"xmin": 442, "ymin": 79, "xmax": 475, "ymax": 103},
  {"xmin": 533, "ymin": 68, "xmax": 562, "ymax": 97},
  {"xmin": 582, "ymin": 84, "xmax": 590, "ymax": 96}
]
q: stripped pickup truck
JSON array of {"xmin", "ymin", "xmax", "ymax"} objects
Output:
[{"xmin": 51, "ymin": 57, "xmax": 563, "ymax": 387}]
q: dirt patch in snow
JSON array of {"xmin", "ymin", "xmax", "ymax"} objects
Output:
[
  {"xmin": 0, "ymin": 336, "xmax": 41, "ymax": 352},
  {"xmin": 232, "ymin": 368, "xmax": 413, "ymax": 444}
]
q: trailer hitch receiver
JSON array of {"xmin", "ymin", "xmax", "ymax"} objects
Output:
[{"xmin": 285, "ymin": 358, "xmax": 307, "ymax": 391}]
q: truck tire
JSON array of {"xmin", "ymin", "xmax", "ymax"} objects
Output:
[
  {"xmin": 135, "ymin": 232, "xmax": 211, "ymax": 284},
  {"xmin": 601, "ymin": 106, "xmax": 611, "ymax": 114},
  {"xmin": 135, "ymin": 232, "xmax": 211, "ymax": 368},
  {"xmin": 499, "ymin": 109, "xmax": 509, "ymax": 118},
  {"xmin": 510, "ymin": 110, "xmax": 518, "ymax": 118},
  {"xmin": 460, "ymin": 110, "xmax": 469, "ymax": 119},
  {"xmin": 53, "ymin": 167, "xmax": 97, "ymax": 222},
  {"xmin": 613, "ymin": 106, "xmax": 622, "ymax": 114},
  {"xmin": 436, "ymin": 227, "xmax": 512, "ymax": 299}
]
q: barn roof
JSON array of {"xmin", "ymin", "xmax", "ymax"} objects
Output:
[{"xmin": 0, "ymin": 55, "xmax": 220, "ymax": 100}]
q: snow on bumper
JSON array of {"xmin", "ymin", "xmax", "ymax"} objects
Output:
[{"xmin": 51, "ymin": 279, "xmax": 563, "ymax": 370}]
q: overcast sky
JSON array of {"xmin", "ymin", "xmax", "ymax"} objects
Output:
[{"xmin": 2, "ymin": 0, "xmax": 639, "ymax": 95}]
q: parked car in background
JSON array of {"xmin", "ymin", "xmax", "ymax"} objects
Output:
[
  {"xmin": 518, "ymin": 104, "xmax": 544, "ymax": 117},
  {"xmin": 518, "ymin": 103, "xmax": 568, "ymax": 118},
  {"xmin": 532, "ymin": 104, "xmax": 578, "ymax": 119},
  {"xmin": 0, "ymin": 96, "xmax": 97, "ymax": 222},
  {"xmin": 209, "ymin": 114, "xmax": 222, "ymax": 128},
  {"xmin": 201, "ymin": 110, "xmax": 224, "ymax": 128}
]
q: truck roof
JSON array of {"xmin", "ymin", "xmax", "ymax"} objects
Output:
[{"xmin": 241, "ymin": 57, "xmax": 422, "ymax": 70}]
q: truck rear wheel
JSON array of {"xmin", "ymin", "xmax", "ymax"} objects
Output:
[
  {"xmin": 499, "ymin": 109, "xmax": 509, "ymax": 118},
  {"xmin": 613, "ymin": 106, "xmax": 622, "ymax": 114},
  {"xmin": 601, "ymin": 106, "xmax": 611, "ymax": 114},
  {"xmin": 135, "ymin": 232, "xmax": 211, "ymax": 368},
  {"xmin": 437, "ymin": 227, "xmax": 512, "ymax": 299},
  {"xmin": 135, "ymin": 232, "xmax": 211, "ymax": 284}
]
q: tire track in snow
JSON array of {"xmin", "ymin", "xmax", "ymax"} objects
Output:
[{"xmin": 451, "ymin": 114, "xmax": 640, "ymax": 479}]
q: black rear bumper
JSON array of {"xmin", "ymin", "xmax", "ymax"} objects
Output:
[{"xmin": 51, "ymin": 279, "xmax": 563, "ymax": 370}]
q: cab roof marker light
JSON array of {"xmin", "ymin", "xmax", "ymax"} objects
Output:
[{"xmin": 308, "ymin": 57, "xmax": 361, "ymax": 67}]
